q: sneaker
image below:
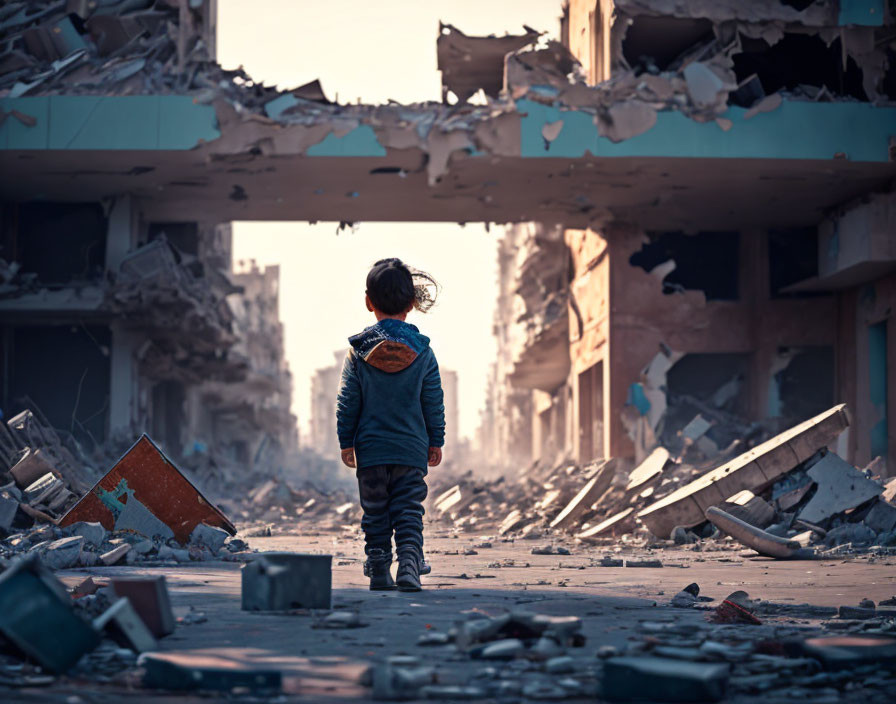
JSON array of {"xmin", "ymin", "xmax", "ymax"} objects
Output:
[
  {"xmin": 396, "ymin": 556, "xmax": 422, "ymax": 592},
  {"xmin": 363, "ymin": 549, "xmax": 396, "ymax": 591}
]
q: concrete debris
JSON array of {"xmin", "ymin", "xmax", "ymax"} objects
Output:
[
  {"xmin": 0, "ymin": 555, "xmax": 100, "ymax": 673},
  {"xmin": 93, "ymin": 597, "xmax": 159, "ymax": 653},
  {"xmin": 241, "ymin": 552, "xmax": 332, "ymax": 611},
  {"xmin": 798, "ymin": 452, "xmax": 884, "ymax": 524},
  {"xmin": 110, "ymin": 577, "xmax": 175, "ymax": 638},
  {"xmin": 139, "ymin": 651, "xmax": 282, "ymax": 693},
  {"xmin": 602, "ymin": 657, "xmax": 729, "ymax": 702},
  {"xmin": 705, "ymin": 506, "xmax": 808, "ymax": 559},
  {"xmin": 39, "ymin": 535, "xmax": 85, "ymax": 569},
  {"xmin": 639, "ymin": 404, "xmax": 850, "ymax": 538}
]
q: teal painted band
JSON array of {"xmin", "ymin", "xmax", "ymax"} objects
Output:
[
  {"xmin": 838, "ymin": 0, "xmax": 885, "ymax": 26},
  {"xmin": 518, "ymin": 99, "xmax": 896, "ymax": 162},
  {"xmin": 0, "ymin": 95, "xmax": 220, "ymax": 150}
]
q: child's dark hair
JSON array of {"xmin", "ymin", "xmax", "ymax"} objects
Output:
[{"xmin": 366, "ymin": 258, "xmax": 439, "ymax": 315}]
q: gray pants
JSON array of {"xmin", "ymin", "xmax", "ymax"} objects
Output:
[{"xmin": 356, "ymin": 465, "xmax": 428, "ymax": 563}]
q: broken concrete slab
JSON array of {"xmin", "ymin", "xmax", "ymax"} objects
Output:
[
  {"xmin": 577, "ymin": 507, "xmax": 635, "ymax": 540},
  {"xmin": 110, "ymin": 576, "xmax": 176, "ymax": 638},
  {"xmin": 626, "ymin": 447, "xmax": 669, "ymax": 493},
  {"xmin": 0, "ymin": 493, "xmax": 18, "ymax": 532},
  {"xmin": 139, "ymin": 652, "xmax": 282, "ymax": 692},
  {"xmin": 550, "ymin": 459, "xmax": 617, "ymax": 531},
  {"xmin": 602, "ymin": 656, "xmax": 729, "ymax": 702},
  {"xmin": 798, "ymin": 452, "xmax": 883, "ymax": 524},
  {"xmin": 0, "ymin": 555, "xmax": 100, "ymax": 673},
  {"xmin": 65, "ymin": 520, "xmax": 106, "ymax": 547},
  {"xmin": 241, "ymin": 553, "xmax": 332, "ymax": 611},
  {"xmin": 40, "ymin": 535, "xmax": 84, "ymax": 569},
  {"xmin": 864, "ymin": 500, "xmax": 896, "ymax": 534},
  {"xmin": 789, "ymin": 635, "xmax": 896, "ymax": 671},
  {"xmin": 100, "ymin": 543, "xmax": 131, "ymax": 566},
  {"xmin": 638, "ymin": 404, "xmax": 849, "ymax": 538},
  {"xmin": 60, "ymin": 435, "xmax": 235, "ymax": 544},
  {"xmin": 705, "ymin": 506, "xmax": 809, "ymax": 559},
  {"xmin": 94, "ymin": 597, "xmax": 158, "ymax": 653},
  {"xmin": 9, "ymin": 448, "xmax": 58, "ymax": 489},
  {"xmin": 189, "ymin": 522, "xmax": 229, "ymax": 552}
]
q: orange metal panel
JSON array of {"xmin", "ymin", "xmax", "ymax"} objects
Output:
[{"xmin": 59, "ymin": 435, "xmax": 235, "ymax": 544}]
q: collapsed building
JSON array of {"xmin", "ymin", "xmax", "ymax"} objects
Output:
[{"xmin": 479, "ymin": 0, "xmax": 896, "ymax": 479}]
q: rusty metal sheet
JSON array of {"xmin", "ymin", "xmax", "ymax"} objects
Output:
[{"xmin": 59, "ymin": 435, "xmax": 235, "ymax": 544}]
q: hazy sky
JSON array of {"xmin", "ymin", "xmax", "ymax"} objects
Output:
[{"xmin": 218, "ymin": 1, "xmax": 563, "ymax": 441}]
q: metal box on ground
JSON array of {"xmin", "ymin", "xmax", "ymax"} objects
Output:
[
  {"xmin": 0, "ymin": 555, "xmax": 100, "ymax": 673},
  {"xmin": 241, "ymin": 552, "xmax": 332, "ymax": 611},
  {"xmin": 110, "ymin": 576, "xmax": 176, "ymax": 638}
]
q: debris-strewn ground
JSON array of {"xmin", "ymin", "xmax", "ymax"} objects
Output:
[{"xmin": 1, "ymin": 529, "xmax": 893, "ymax": 702}]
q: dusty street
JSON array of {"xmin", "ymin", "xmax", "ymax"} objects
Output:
[{"xmin": 12, "ymin": 527, "xmax": 895, "ymax": 703}]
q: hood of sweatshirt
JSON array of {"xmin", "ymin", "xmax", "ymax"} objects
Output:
[{"xmin": 348, "ymin": 319, "xmax": 431, "ymax": 373}]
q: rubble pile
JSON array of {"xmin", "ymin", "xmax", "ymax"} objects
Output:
[
  {"xmin": 432, "ymin": 403, "xmax": 896, "ymax": 562},
  {"xmin": 104, "ymin": 237, "xmax": 244, "ymax": 384},
  {"xmin": 0, "ymin": 0, "xmax": 270, "ymax": 104},
  {"xmin": 0, "ymin": 407, "xmax": 103, "ymax": 530}
]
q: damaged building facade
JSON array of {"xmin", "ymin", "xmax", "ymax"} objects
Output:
[
  {"xmin": 0, "ymin": 1, "xmax": 296, "ymax": 484},
  {"xmin": 483, "ymin": 0, "xmax": 896, "ymax": 476},
  {"xmin": 0, "ymin": 0, "xmax": 894, "ymax": 481}
]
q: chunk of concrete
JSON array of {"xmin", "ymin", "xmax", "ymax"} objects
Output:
[
  {"xmin": 100, "ymin": 543, "xmax": 131, "ymax": 566},
  {"xmin": 0, "ymin": 555, "xmax": 100, "ymax": 672},
  {"xmin": 706, "ymin": 506, "xmax": 806, "ymax": 559},
  {"xmin": 140, "ymin": 652, "xmax": 282, "ymax": 692},
  {"xmin": 798, "ymin": 453, "xmax": 883, "ymax": 524},
  {"xmin": 24, "ymin": 472, "xmax": 64, "ymax": 504},
  {"xmin": 189, "ymin": 522, "xmax": 229, "ymax": 552},
  {"xmin": 864, "ymin": 500, "xmax": 896, "ymax": 534},
  {"xmin": 41, "ymin": 536, "xmax": 84, "ymax": 569},
  {"xmin": 602, "ymin": 656, "xmax": 729, "ymax": 702},
  {"xmin": 241, "ymin": 553, "xmax": 332, "ymax": 611},
  {"xmin": 683, "ymin": 62, "xmax": 728, "ymax": 108},
  {"xmin": 626, "ymin": 447, "xmax": 669, "ymax": 493},
  {"xmin": 94, "ymin": 597, "xmax": 158, "ymax": 653},
  {"xmin": 639, "ymin": 404, "xmax": 849, "ymax": 537},
  {"xmin": 9, "ymin": 448, "xmax": 57, "ymax": 490},
  {"xmin": 65, "ymin": 521, "xmax": 107, "ymax": 547},
  {"xmin": 550, "ymin": 459, "xmax": 617, "ymax": 531},
  {"xmin": 0, "ymin": 494, "xmax": 18, "ymax": 532},
  {"xmin": 110, "ymin": 576, "xmax": 176, "ymax": 638},
  {"xmin": 789, "ymin": 635, "xmax": 896, "ymax": 671}
]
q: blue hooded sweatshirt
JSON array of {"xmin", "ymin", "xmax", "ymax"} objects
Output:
[{"xmin": 336, "ymin": 319, "xmax": 445, "ymax": 470}]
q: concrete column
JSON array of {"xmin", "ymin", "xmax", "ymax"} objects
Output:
[
  {"xmin": 106, "ymin": 195, "xmax": 135, "ymax": 272},
  {"xmin": 109, "ymin": 325, "xmax": 139, "ymax": 437}
]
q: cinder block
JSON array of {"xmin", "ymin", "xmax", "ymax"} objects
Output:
[
  {"xmin": 94, "ymin": 597, "xmax": 158, "ymax": 653},
  {"xmin": 602, "ymin": 656, "xmax": 729, "ymax": 702},
  {"xmin": 0, "ymin": 555, "xmax": 100, "ymax": 672},
  {"xmin": 241, "ymin": 553, "xmax": 332, "ymax": 611},
  {"xmin": 140, "ymin": 652, "xmax": 282, "ymax": 692},
  {"xmin": 110, "ymin": 576, "xmax": 175, "ymax": 638}
]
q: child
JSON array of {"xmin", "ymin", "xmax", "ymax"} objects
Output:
[{"xmin": 336, "ymin": 258, "xmax": 445, "ymax": 592}]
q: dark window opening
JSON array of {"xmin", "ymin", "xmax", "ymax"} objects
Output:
[
  {"xmin": 151, "ymin": 380, "xmax": 186, "ymax": 458},
  {"xmin": 2, "ymin": 203, "xmax": 106, "ymax": 285},
  {"xmin": 663, "ymin": 353, "xmax": 751, "ymax": 457},
  {"xmin": 731, "ymin": 33, "xmax": 868, "ymax": 107},
  {"xmin": 578, "ymin": 361, "xmax": 604, "ymax": 463},
  {"xmin": 630, "ymin": 231, "xmax": 740, "ymax": 301},
  {"xmin": 768, "ymin": 227, "xmax": 820, "ymax": 298},
  {"xmin": 883, "ymin": 48, "xmax": 896, "ymax": 101},
  {"xmin": 775, "ymin": 346, "xmax": 834, "ymax": 422},
  {"xmin": 622, "ymin": 16, "xmax": 713, "ymax": 72},
  {"xmin": 778, "ymin": 0, "xmax": 820, "ymax": 10},
  {"xmin": 0, "ymin": 324, "xmax": 110, "ymax": 447},
  {"xmin": 147, "ymin": 222, "xmax": 199, "ymax": 256}
]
